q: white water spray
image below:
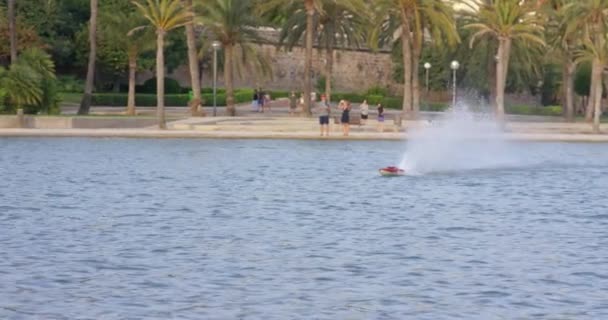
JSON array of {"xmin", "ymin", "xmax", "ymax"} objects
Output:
[{"xmin": 399, "ymin": 101, "xmax": 523, "ymax": 174}]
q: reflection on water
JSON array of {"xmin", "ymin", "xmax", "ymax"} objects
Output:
[{"xmin": 1, "ymin": 138, "xmax": 608, "ymax": 319}]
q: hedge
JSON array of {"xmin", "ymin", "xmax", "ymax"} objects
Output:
[
  {"xmin": 506, "ymin": 105, "xmax": 562, "ymax": 116},
  {"xmin": 92, "ymin": 94, "xmax": 189, "ymax": 106}
]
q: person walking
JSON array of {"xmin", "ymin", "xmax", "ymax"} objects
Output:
[
  {"xmin": 340, "ymin": 100, "xmax": 351, "ymax": 136},
  {"xmin": 377, "ymin": 103, "xmax": 385, "ymax": 132},
  {"xmin": 252, "ymin": 89, "xmax": 259, "ymax": 112},
  {"xmin": 289, "ymin": 91, "xmax": 297, "ymax": 116},
  {"xmin": 258, "ymin": 88, "xmax": 265, "ymax": 112},
  {"xmin": 317, "ymin": 94, "xmax": 330, "ymax": 137},
  {"xmin": 360, "ymin": 99, "xmax": 369, "ymax": 125}
]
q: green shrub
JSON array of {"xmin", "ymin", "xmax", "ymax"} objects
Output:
[
  {"xmin": 506, "ymin": 105, "xmax": 562, "ymax": 116},
  {"xmin": 235, "ymin": 90, "xmax": 253, "ymax": 104},
  {"xmin": 57, "ymin": 75, "xmax": 84, "ymax": 93},
  {"xmin": 270, "ymin": 90, "xmax": 290, "ymax": 99},
  {"xmin": 421, "ymin": 102, "xmax": 449, "ymax": 112},
  {"xmin": 332, "ymin": 92, "xmax": 365, "ymax": 103},
  {"xmin": 201, "ymin": 93, "xmax": 226, "ymax": 106},
  {"xmin": 366, "ymin": 85, "xmax": 390, "ymax": 97},
  {"xmin": 201, "ymin": 87, "xmax": 226, "ymax": 95},
  {"xmin": 382, "ymin": 97, "xmax": 402, "ymax": 109},
  {"xmin": 91, "ymin": 93, "xmax": 189, "ymax": 106},
  {"xmin": 365, "ymin": 94, "xmax": 384, "ymax": 105},
  {"xmin": 138, "ymin": 78, "xmax": 184, "ymax": 94}
]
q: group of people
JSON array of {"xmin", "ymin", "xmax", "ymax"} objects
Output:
[
  {"xmin": 316, "ymin": 95, "xmax": 385, "ymax": 137},
  {"xmin": 252, "ymin": 89, "xmax": 271, "ymax": 112}
]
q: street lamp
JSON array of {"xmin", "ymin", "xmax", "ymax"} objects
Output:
[
  {"xmin": 424, "ymin": 62, "xmax": 431, "ymax": 93},
  {"xmin": 212, "ymin": 41, "xmax": 221, "ymax": 116},
  {"xmin": 450, "ymin": 60, "xmax": 460, "ymax": 106}
]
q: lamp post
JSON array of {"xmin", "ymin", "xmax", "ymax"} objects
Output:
[
  {"xmin": 212, "ymin": 41, "xmax": 221, "ymax": 117},
  {"xmin": 450, "ymin": 60, "xmax": 460, "ymax": 106},
  {"xmin": 424, "ymin": 62, "xmax": 431, "ymax": 93}
]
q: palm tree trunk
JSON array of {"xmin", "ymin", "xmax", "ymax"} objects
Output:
[
  {"xmin": 224, "ymin": 43, "xmax": 236, "ymax": 116},
  {"xmin": 325, "ymin": 47, "xmax": 333, "ymax": 103},
  {"xmin": 586, "ymin": 75, "xmax": 595, "ymax": 122},
  {"xmin": 8, "ymin": 0, "xmax": 17, "ymax": 63},
  {"xmin": 487, "ymin": 44, "xmax": 497, "ymax": 104},
  {"xmin": 78, "ymin": 0, "xmax": 98, "ymax": 115},
  {"xmin": 303, "ymin": 0, "xmax": 314, "ymax": 116},
  {"xmin": 127, "ymin": 52, "xmax": 137, "ymax": 116},
  {"xmin": 591, "ymin": 57, "xmax": 602, "ymax": 133},
  {"xmin": 156, "ymin": 31, "xmax": 166, "ymax": 129},
  {"xmin": 400, "ymin": 8, "xmax": 413, "ymax": 114},
  {"xmin": 185, "ymin": 0, "xmax": 203, "ymax": 116},
  {"xmin": 563, "ymin": 57, "xmax": 575, "ymax": 122},
  {"xmin": 412, "ymin": 36, "xmax": 422, "ymax": 117},
  {"xmin": 495, "ymin": 37, "xmax": 511, "ymax": 121}
]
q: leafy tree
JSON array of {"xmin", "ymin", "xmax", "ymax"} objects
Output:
[
  {"xmin": 276, "ymin": 0, "xmax": 368, "ymax": 102},
  {"xmin": 133, "ymin": 0, "xmax": 192, "ymax": 129},
  {"xmin": 77, "ymin": 0, "xmax": 98, "ymax": 115},
  {"xmin": 465, "ymin": 0, "xmax": 545, "ymax": 121},
  {"xmin": 196, "ymin": 0, "xmax": 270, "ymax": 116}
]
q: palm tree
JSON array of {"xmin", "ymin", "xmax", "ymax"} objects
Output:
[
  {"xmin": 133, "ymin": 0, "xmax": 192, "ymax": 129},
  {"xmin": 78, "ymin": 0, "xmax": 98, "ymax": 115},
  {"xmin": 196, "ymin": 0, "xmax": 270, "ymax": 116},
  {"xmin": 465, "ymin": 0, "xmax": 545, "ymax": 121},
  {"xmin": 0, "ymin": 48, "xmax": 55, "ymax": 111},
  {"xmin": 371, "ymin": 0, "xmax": 458, "ymax": 116},
  {"xmin": 277, "ymin": 0, "xmax": 368, "ymax": 103},
  {"xmin": 8, "ymin": 0, "xmax": 17, "ymax": 63},
  {"xmin": 102, "ymin": 8, "xmax": 155, "ymax": 116},
  {"xmin": 542, "ymin": 0, "xmax": 578, "ymax": 122},
  {"xmin": 258, "ymin": 0, "xmax": 323, "ymax": 116},
  {"xmin": 562, "ymin": 0, "xmax": 608, "ymax": 132},
  {"xmin": 184, "ymin": 0, "xmax": 204, "ymax": 116}
]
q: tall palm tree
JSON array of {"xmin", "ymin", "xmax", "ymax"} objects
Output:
[
  {"xmin": 371, "ymin": 0, "xmax": 458, "ymax": 116},
  {"xmin": 277, "ymin": 0, "xmax": 368, "ymax": 103},
  {"xmin": 78, "ymin": 0, "xmax": 99, "ymax": 115},
  {"xmin": 184, "ymin": 0, "xmax": 204, "ymax": 116},
  {"xmin": 133, "ymin": 0, "xmax": 192, "ymax": 129},
  {"xmin": 196, "ymin": 0, "xmax": 270, "ymax": 116},
  {"xmin": 258, "ymin": 0, "xmax": 323, "ymax": 116},
  {"xmin": 542, "ymin": 0, "xmax": 578, "ymax": 122},
  {"xmin": 102, "ymin": 8, "xmax": 155, "ymax": 116},
  {"xmin": 465, "ymin": 0, "xmax": 545, "ymax": 121},
  {"xmin": 562, "ymin": 0, "xmax": 608, "ymax": 132},
  {"xmin": 8, "ymin": 0, "xmax": 17, "ymax": 63}
]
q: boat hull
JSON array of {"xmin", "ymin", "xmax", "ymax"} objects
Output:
[{"xmin": 379, "ymin": 168, "xmax": 405, "ymax": 176}]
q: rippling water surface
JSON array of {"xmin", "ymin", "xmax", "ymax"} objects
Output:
[{"xmin": 1, "ymin": 138, "xmax": 608, "ymax": 319}]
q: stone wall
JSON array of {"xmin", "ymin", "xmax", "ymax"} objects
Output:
[{"xmin": 158, "ymin": 43, "xmax": 397, "ymax": 94}]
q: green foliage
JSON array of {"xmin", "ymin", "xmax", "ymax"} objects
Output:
[
  {"xmin": 381, "ymin": 96, "xmax": 401, "ymax": 109},
  {"xmin": 270, "ymin": 90, "xmax": 290, "ymax": 99},
  {"xmin": 315, "ymin": 76, "xmax": 331, "ymax": 93},
  {"xmin": 92, "ymin": 93, "xmax": 189, "ymax": 106},
  {"xmin": 365, "ymin": 94, "xmax": 383, "ymax": 105},
  {"xmin": 138, "ymin": 78, "xmax": 185, "ymax": 94},
  {"xmin": 57, "ymin": 75, "xmax": 84, "ymax": 93},
  {"xmin": 201, "ymin": 93, "xmax": 226, "ymax": 106},
  {"xmin": 366, "ymin": 86, "xmax": 390, "ymax": 97},
  {"xmin": 506, "ymin": 105, "xmax": 562, "ymax": 116},
  {"xmin": 0, "ymin": 48, "xmax": 59, "ymax": 114},
  {"xmin": 331, "ymin": 92, "xmax": 365, "ymax": 103},
  {"xmin": 574, "ymin": 62, "xmax": 591, "ymax": 97}
]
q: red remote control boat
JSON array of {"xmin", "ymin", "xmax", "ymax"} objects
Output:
[{"xmin": 379, "ymin": 166, "xmax": 405, "ymax": 176}]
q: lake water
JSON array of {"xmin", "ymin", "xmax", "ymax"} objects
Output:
[{"xmin": 1, "ymin": 138, "xmax": 607, "ymax": 319}]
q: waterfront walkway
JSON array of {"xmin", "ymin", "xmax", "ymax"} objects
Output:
[{"xmin": 1, "ymin": 101, "xmax": 607, "ymax": 141}]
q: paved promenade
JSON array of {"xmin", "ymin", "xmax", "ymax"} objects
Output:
[{"xmin": 1, "ymin": 102, "xmax": 607, "ymax": 141}]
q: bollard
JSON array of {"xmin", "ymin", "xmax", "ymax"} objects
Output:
[{"xmin": 17, "ymin": 108, "xmax": 25, "ymax": 128}]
